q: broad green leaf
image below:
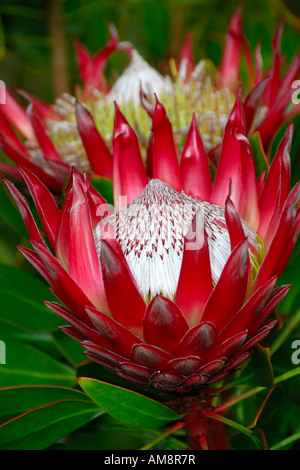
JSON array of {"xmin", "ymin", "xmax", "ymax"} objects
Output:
[
  {"xmin": 0, "ymin": 327, "xmax": 63, "ymax": 361},
  {"xmin": 78, "ymin": 377, "xmax": 179, "ymax": 429},
  {"xmin": 0, "ymin": 399, "xmax": 102, "ymax": 450},
  {"xmin": 0, "ymin": 264, "xmax": 62, "ymax": 332},
  {"xmin": 90, "ymin": 175, "xmax": 114, "ymax": 206},
  {"xmin": 0, "ymin": 384, "xmax": 90, "ymax": 418},
  {"xmin": 0, "ymin": 340, "xmax": 75, "ymax": 387}
]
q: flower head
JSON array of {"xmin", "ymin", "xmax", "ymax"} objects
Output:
[{"xmin": 4, "ymin": 93, "xmax": 299, "ymax": 393}]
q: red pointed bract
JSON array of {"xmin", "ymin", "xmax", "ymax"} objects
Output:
[
  {"xmin": 201, "ymin": 240, "xmax": 250, "ymax": 332},
  {"xmin": 113, "ymin": 103, "xmax": 148, "ymax": 209},
  {"xmin": 75, "ymin": 101, "xmax": 113, "ymax": 179},
  {"xmin": 258, "ymin": 122, "xmax": 292, "ymax": 243},
  {"xmin": 86, "ymin": 306, "xmax": 142, "ymax": 357},
  {"xmin": 180, "ymin": 115, "xmax": 212, "ymax": 200},
  {"xmin": 211, "ymin": 90, "xmax": 259, "ymax": 229},
  {"xmin": 3, "ymin": 177, "xmax": 47, "ymax": 249},
  {"xmin": 143, "ymin": 296, "xmax": 189, "ymax": 353},
  {"xmin": 151, "ymin": 97, "xmax": 183, "ymax": 192},
  {"xmin": 0, "ymin": 110, "xmax": 28, "ymax": 153},
  {"xmin": 68, "ymin": 172, "xmax": 109, "ymax": 314},
  {"xmin": 99, "ymin": 239, "xmax": 146, "ymax": 334},
  {"xmin": 30, "ymin": 240, "xmax": 95, "ymax": 326},
  {"xmin": 1, "ymin": 89, "xmax": 35, "ymax": 140},
  {"xmin": 176, "ymin": 209, "xmax": 213, "ymax": 326},
  {"xmin": 28, "ymin": 104, "xmax": 62, "ymax": 164},
  {"xmin": 0, "ymin": 133, "xmax": 63, "ymax": 192},
  {"xmin": 178, "ymin": 33, "xmax": 194, "ymax": 81},
  {"xmin": 225, "ymin": 191, "xmax": 246, "ymax": 250},
  {"xmin": 219, "ymin": 7, "xmax": 243, "ymax": 90},
  {"xmin": 19, "ymin": 167, "xmax": 60, "ymax": 250}
]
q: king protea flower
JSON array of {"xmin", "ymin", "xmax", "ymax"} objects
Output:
[
  {"xmin": 3, "ymin": 87, "xmax": 300, "ymax": 396},
  {"xmin": 0, "ymin": 9, "xmax": 299, "ymax": 194}
]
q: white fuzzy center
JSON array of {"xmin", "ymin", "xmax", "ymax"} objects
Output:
[{"xmin": 94, "ymin": 179, "xmax": 258, "ymax": 299}]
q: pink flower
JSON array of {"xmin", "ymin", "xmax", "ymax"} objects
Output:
[{"xmin": 4, "ymin": 93, "xmax": 299, "ymax": 393}]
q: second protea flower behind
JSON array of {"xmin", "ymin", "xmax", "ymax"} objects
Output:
[{"xmin": 1, "ymin": 8, "xmax": 299, "ymax": 198}]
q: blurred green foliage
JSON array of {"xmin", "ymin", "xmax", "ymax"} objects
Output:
[{"xmin": 0, "ymin": 0, "xmax": 299, "ymax": 101}]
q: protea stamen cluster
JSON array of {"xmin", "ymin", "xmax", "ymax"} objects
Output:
[{"xmin": 97, "ymin": 179, "xmax": 260, "ymax": 301}]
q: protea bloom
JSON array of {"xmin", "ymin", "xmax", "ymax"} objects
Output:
[
  {"xmin": 0, "ymin": 9, "xmax": 299, "ymax": 194},
  {"xmin": 4, "ymin": 87, "xmax": 299, "ymax": 402}
]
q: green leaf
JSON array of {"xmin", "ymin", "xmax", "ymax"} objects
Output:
[
  {"xmin": 272, "ymin": 333, "xmax": 300, "ymax": 406},
  {"xmin": 141, "ymin": 422, "xmax": 187, "ymax": 450},
  {"xmin": 50, "ymin": 414, "xmax": 148, "ymax": 450},
  {"xmin": 0, "ymin": 328, "xmax": 63, "ymax": 361},
  {"xmin": 270, "ymin": 432, "xmax": 300, "ymax": 450},
  {"xmin": 76, "ymin": 360, "xmax": 126, "ymax": 386},
  {"xmin": 0, "ymin": 264, "xmax": 62, "ymax": 332},
  {"xmin": 236, "ymin": 345, "xmax": 274, "ymax": 387},
  {"xmin": 53, "ymin": 330, "xmax": 87, "ymax": 367},
  {"xmin": 270, "ymin": 115, "xmax": 300, "ymax": 189},
  {"xmin": 76, "ymin": 361, "xmax": 168, "ymax": 401},
  {"xmin": 90, "ymin": 175, "xmax": 114, "ymax": 206},
  {"xmin": 251, "ymin": 386, "xmax": 300, "ymax": 448},
  {"xmin": 230, "ymin": 429, "xmax": 268, "ymax": 450},
  {"xmin": 203, "ymin": 410, "xmax": 268, "ymax": 449},
  {"xmin": 0, "ymin": 384, "xmax": 90, "ymax": 418},
  {"xmin": 274, "ymin": 366, "xmax": 300, "ymax": 385},
  {"xmin": 0, "ymin": 340, "xmax": 75, "ymax": 387},
  {"xmin": 78, "ymin": 377, "xmax": 179, "ymax": 429},
  {"xmin": 0, "ymin": 180, "xmax": 28, "ymax": 237},
  {"xmin": 249, "ymin": 131, "xmax": 269, "ymax": 177},
  {"xmin": 276, "ymin": 258, "xmax": 300, "ymax": 316},
  {"xmin": 270, "ymin": 308, "xmax": 300, "ymax": 357},
  {"xmin": 0, "ymin": 399, "xmax": 102, "ymax": 450}
]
